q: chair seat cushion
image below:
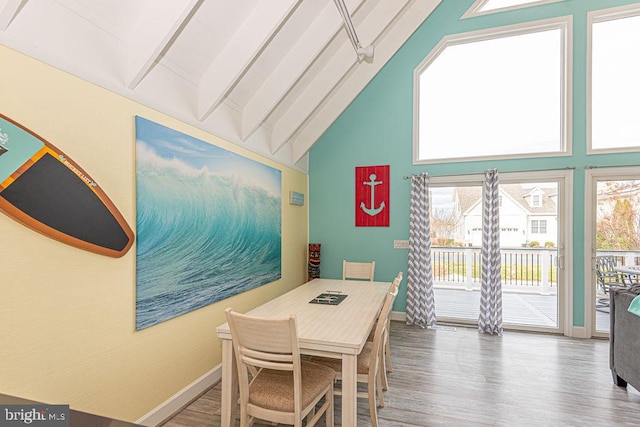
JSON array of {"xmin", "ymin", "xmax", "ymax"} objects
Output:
[
  {"xmin": 311, "ymin": 342, "xmax": 373, "ymax": 376},
  {"xmin": 249, "ymin": 361, "xmax": 335, "ymax": 412}
]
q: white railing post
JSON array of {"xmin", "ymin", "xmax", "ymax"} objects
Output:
[
  {"xmin": 541, "ymin": 250, "xmax": 550, "ymax": 295},
  {"xmin": 625, "ymin": 251, "xmax": 635, "ymax": 266},
  {"xmin": 465, "ymin": 248, "xmax": 474, "ymax": 291}
]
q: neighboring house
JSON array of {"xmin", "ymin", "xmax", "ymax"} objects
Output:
[{"xmin": 452, "ymin": 184, "xmax": 558, "ymax": 247}]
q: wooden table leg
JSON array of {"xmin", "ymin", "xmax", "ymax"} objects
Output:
[
  {"xmin": 220, "ymin": 339, "xmax": 237, "ymax": 427},
  {"xmin": 342, "ymin": 353, "xmax": 358, "ymax": 426}
]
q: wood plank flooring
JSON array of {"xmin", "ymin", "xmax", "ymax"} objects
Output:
[{"xmin": 161, "ymin": 322, "xmax": 640, "ymax": 426}]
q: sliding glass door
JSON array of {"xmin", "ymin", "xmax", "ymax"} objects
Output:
[
  {"xmin": 432, "ymin": 171, "xmax": 570, "ymax": 333},
  {"xmin": 586, "ymin": 168, "xmax": 640, "ymax": 336}
]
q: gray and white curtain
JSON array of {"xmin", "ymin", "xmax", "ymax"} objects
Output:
[
  {"xmin": 478, "ymin": 169, "xmax": 502, "ymax": 335},
  {"xmin": 406, "ymin": 173, "xmax": 437, "ymax": 328}
]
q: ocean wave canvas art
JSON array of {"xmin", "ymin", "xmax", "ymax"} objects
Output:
[{"xmin": 135, "ymin": 116, "xmax": 282, "ymax": 330}]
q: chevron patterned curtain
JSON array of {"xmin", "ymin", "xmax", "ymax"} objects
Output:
[
  {"xmin": 478, "ymin": 169, "xmax": 503, "ymax": 334},
  {"xmin": 406, "ymin": 173, "xmax": 436, "ymax": 328}
]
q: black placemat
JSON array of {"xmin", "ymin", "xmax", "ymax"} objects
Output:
[{"xmin": 309, "ymin": 293, "xmax": 348, "ymax": 305}]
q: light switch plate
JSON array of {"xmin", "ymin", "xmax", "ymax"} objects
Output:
[{"xmin": 393, "ymin": 240, "xmax": 409, "ymax": 249}]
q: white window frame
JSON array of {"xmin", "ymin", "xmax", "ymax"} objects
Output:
[
  {"xmin": 463, "ymin": 0, "xmax": 563, "ymax": 19},
  {"xmin": 532, "ymin": 219, "xmax": 540, "ymax": 233},
  {"xmin": 587, "ymin": 4, "xmax": 640, "ymax": 155},
  {"xmin": 585, "ymin": 166, "xmax": 640, "ymax": 338},
  {"xmin": 413, "ymin": 17, "xmax": 573, "ymax": 165},
  {"xmin": 532, "ymin": 194, "xmax": 542, "ymax": 207},
  {"xmin": 531, "ymin": 219, "xmax": 547, "ymax": 234}
]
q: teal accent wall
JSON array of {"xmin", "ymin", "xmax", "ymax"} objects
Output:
[{"xmin": 308, "ymin": 0, "xmax": 640, "ymax": 329}]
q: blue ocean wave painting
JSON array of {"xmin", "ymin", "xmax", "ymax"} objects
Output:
[{"xmin": 135, "ymin": 116, "xmax": 281, "ymax": 330}]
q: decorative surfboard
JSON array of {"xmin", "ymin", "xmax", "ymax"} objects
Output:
[{"xmin": 0, "ymin": 114, "xmax": 134, "ymax": 257}]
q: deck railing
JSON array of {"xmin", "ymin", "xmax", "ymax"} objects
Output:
[
  {"xmin": 595, "ymin": 250, "xmax": 640, "ymax": 267},
  {"xmin": 432, "ymin": 246, "xmax": 558, "ymax": 294},
  {"xmin": 432, "ymin": 247, "xmax": 640, "ymax": 295}
]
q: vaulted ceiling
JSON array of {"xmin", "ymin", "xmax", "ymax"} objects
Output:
[{"xmin": 0, "ymin": 0, "xmax": 441, "ymax": 172}]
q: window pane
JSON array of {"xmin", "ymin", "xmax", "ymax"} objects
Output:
[
  {"xmin": 591, "ymin": 14, "xmax": 640, "ymax": 150},
  {"xmin": 595, "ymin": 179, "xmax": 640, "ymax": 333},
  {"xmin": 466, "ymin": 0, "xmax": 563, "ymax": 17},
  {"xmin": 417, "ymin": 28, "xmax": 563, "ymax": 161},
  {"xmin": 431, "ymin": 185, "xmax": 482, "ymax": 322},
  {"xmin": 482, "ymin": 0, "xmax": 548, "ymax": 11}
]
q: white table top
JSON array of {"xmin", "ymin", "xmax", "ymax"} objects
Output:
[
  {"xmin": 216, "ymin": 278, "xmax": 392, "ymax": 356},
  {"xmin": 614, "ymin": 265, "xmax": 640, "ymax": 275}
]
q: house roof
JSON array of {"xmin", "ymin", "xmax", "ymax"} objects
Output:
[{"xmin": 455, "ymin": 184, "xmax": 557, "ymax": 216}]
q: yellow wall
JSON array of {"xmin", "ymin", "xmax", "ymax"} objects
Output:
[{"xmin": 0, "ymin": 45, "xmax": 309, "ymax": 422}]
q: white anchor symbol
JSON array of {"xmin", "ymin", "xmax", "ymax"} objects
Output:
[{"xmin": 360, "ymin": 173, "xmax": 385, "ymax": 216}]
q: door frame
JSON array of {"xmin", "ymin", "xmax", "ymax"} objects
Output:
[
  {"xmin": 584, "ymin": 166, "xmax": 640, "ymax": 337},
  {"xmin": 430, "ymin": 169, "xmax": 573, "ymax": 334}
]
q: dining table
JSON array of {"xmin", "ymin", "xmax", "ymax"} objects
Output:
[{"xmin": 216, "ymin": 277, "xmax": 393, "ymax": 427}]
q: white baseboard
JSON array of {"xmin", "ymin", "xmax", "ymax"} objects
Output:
[
  {"xmin": 390, "ymin": 310, "xmax": 406, "ymax": 322},
  {"xmin": 567, "ymin": 326, "xmax": 589, "ymax": 338},
  {"xmin": 136, "ymin": 364, "xmax": 222, "ymax": 427}
]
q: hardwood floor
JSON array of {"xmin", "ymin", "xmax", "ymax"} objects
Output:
[{"xmin": 162, "ymin": 322, "xmax": 640, "ymax": 426}]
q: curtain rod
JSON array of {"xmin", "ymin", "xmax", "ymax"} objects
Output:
[
  {"xmin": 402, "ymin": 166, "xmax": 576, "ymax": 180},
  {"xmin": 586, "ymin": 164, "xmax": 640, "ymax": 169}
]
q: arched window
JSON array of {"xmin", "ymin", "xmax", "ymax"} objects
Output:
[{"xmin": 463, "ymin": 0, "xmax": 564, "ymax": 18}]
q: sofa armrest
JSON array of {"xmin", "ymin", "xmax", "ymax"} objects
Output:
[{"xmin": 610, "ymin": 285, "xmax": 640, "ymax": 389}]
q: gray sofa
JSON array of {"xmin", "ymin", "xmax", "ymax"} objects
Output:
[{"xmin": 610, "ymin": 284, "xmax": 640, "ymax": 390}]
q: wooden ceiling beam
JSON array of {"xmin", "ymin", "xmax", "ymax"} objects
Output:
[
  {"xmin": 0, "ymin": 0, "xmax": 28, "ymax": 31},
  {"xmin": 126, "ymin": 0, "xmax": 200, "ymax": 89},
  {"xmin": 197, "ymin": 0, "xmax": 302, "ymax": 122},
  {"xmin": 239, "ymin": 0, "xmax": 366, "ymax": 142},
  {"xmin": 289, "ymin": 0, "xmax": 442, "ymax": 163}
]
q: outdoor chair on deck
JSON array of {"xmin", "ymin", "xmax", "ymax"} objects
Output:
[
  {"xmin": 225, "ymin": 308, "xmax": 335, "ymax": 427},
  {"xmin": 595, "ymin": 256, "xmax": 625, "ymax": 312},
  {"xmin": 342, "ymin": 260, "xmax": 376, "ymax": 281}
]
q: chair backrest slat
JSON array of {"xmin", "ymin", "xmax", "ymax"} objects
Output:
[{"xmin": 343, "ymin": 260, "xmax": 376, "ymax": 281}]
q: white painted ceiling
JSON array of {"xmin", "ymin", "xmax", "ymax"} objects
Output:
[{"xmin": 0, "ymin": 0, "xmax": 441, "ymax": 172}]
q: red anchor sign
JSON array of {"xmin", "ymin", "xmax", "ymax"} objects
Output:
[{"xmin": 355, "ymin": 165, "xmax": 389, "ymax": 227}]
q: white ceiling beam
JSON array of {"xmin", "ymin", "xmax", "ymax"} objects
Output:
[
  {"xmin": 239, "ymin": 0, "xmax": 365, "ymax": 142},
  {"xmin": 270, "ymin": 41, "xmax": 356, "ymax": 155},
  {"xmin": 270, "ymin": 0, "xmax": 410, "ymax": 154},
  {"xmin": 290, "ymin": 0, "xmax": 442, "ymax": 162},
  {"xmin": 126, "ymin": 0, "xmax": 200, "ymax": 89},
  {"xmin": 0, "ymin": 0, "xmax": 28, "ymax": 31},
  {"xmin": 197, "ymin": 0, "xmax": 302, "ymax": 122}
]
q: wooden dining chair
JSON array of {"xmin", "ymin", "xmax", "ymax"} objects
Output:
[
  {"xmin": 343, "ymin": 260, "xmax": 376, "ymax": 281},
  {"xmin": 310, "ymin": 274, "xmax": 400, "ymax": 427},
  {"xmin": 366, "ymin": 272, "xmax": 402, "ymax": 390},
  {"xmin": 380, "ymin": 272, "xmax": 402, "ymax": 390},
  {"xmin": 225, "ymin": 308, "xmax": 335, "ymax": 427}
]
